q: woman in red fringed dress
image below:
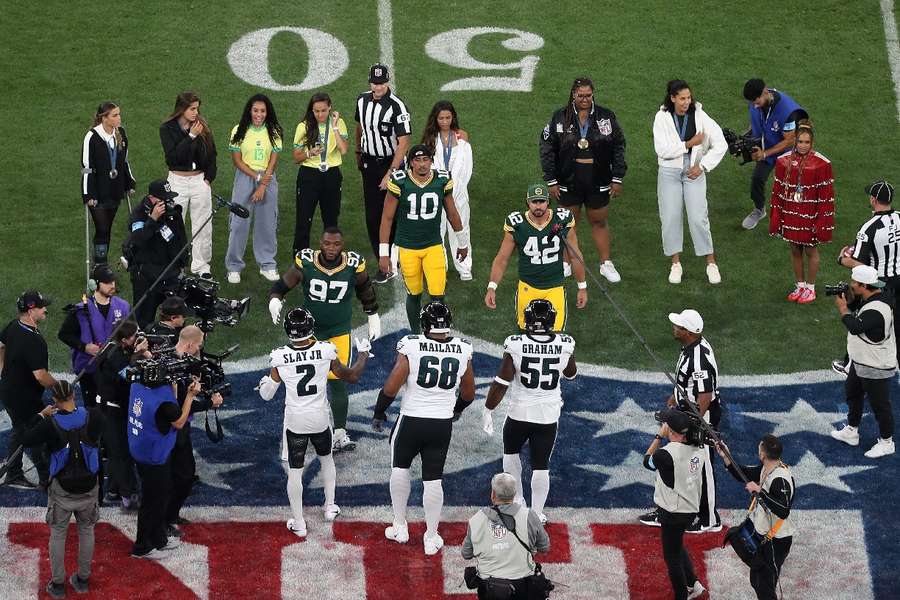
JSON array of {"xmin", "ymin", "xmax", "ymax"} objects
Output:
[{"xmin": 769, "ymin": 121, "xmax": 834, "ymax": 303}]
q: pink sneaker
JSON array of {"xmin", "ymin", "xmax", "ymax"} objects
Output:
[
  {"xmin": 787, "ymin": 286, "xmax": 804, "ymax": 302},
  {"xmin": 797, "ymin": 288, "xmax": 816, "ymax": 304}
]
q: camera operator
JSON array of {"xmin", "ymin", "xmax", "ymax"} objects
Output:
[
  {"xmin": 740, "ymin": 79, "xmax": 807, "ymax": 230},
  {"xmin": 165, "ymin": 325, "xmax": 224, "ymax": 535},
  {"xmin": 461, "ymin": 472, "xmax": 550, "ymax": 600},
  {"xmin": 58, "ymin": 264, "xmax": 130, "ymax": 407},
  {"xmin": 144, "ymin": 296, "xmax": 193, "ymax": 348},
  {"xmin": 95, "ymin": 319, "xmax": 149, "ymax": 509},
  {"xmin": 831, "ymin": 265, "xmax": 895, "ymax": 458},
  {"xmin": 716, "ymin": 435, "xmax": 794, "ymax": 600},
  {"xmin": 642, "ymin": 410, "xmax": 708, "ymax": 600},
  {"xmin": 124, "ymin": 179, "xmax": 187, "ymax": 328}
]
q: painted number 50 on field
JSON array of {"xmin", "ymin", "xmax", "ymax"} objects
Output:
[{"xmin": 227, "ymin": 27, "xmax": 544, "ymax": 92}]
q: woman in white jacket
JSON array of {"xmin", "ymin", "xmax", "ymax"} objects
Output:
[
  {"xmin": 653, "ymin": 80, "xmax": 727, "ymax": 284},
  {"xmin": 422, "ymin": 101, "xmax": 474, "ymax": 280}
]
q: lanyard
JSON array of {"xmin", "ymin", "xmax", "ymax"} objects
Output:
[
  {"xmin": 672, "ymin": 112, "xmax": 689, "ymax": 141},
  {"xmin": 318, "ymin": 119, "xmax": 331, "ymax": 166},
  {"xmin": 441, "ymin": 131, "xmax": 455, "ymax": 170},
  {"xmin": 107, "ymin": 135, "xmax": 118, "ymax": 168},
  {"xmin": 577, "ymin": 109, "xmax": 591, "ymax": 139}
]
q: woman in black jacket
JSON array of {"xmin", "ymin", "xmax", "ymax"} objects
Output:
[{"xmin": 81, "ymin": 102, "xmax": 135, "ymax": 266}]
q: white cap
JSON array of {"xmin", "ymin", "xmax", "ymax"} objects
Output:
[
  {"xmin": 851, "ymin": 265, "xmax": 886, "ymax": 287},
  {"xmin": 668, "ymin": 309, "xmax": 703, "ymax": 334}
]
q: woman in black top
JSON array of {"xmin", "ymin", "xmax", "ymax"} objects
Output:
[
  {"xmin": 81, "ymin": 102, "xmax": 135, "ymax": 266},
  {"xmin": 159, "ymin": 91, "xmax": 217, "ymax": 276}
]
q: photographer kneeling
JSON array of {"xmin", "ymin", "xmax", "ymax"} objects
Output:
[
  {"xmin": 831, "ymin": 265, "xmax": 896, "ymax": 458},
  {"xmin": 643, "ymin": 410, "xmax": 708, "ymax": 600},
  {"xmin": 717, "ymin": 435, "xmax": 794, "ymax": 600}
]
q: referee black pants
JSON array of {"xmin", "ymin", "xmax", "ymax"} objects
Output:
[
  {"xmin": 749, "ymin": 536, "xmax": 792, "ymax": 600},
  {"xmin": 294, "ymin": 165, "xmax": 342, "ymax": 253},
  {"xmin": 360, "ymin": 155, "xmax": 396, "ymax": 261},
  {"xmin": 659, "ymin": 510, "xmax": 699, "ymax": 600},
  {"xmin": 846, "ymin": 365, "xmax": 894, "ymax": 438}
]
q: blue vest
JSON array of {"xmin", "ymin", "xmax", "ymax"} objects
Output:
[
  {"xmin": 748, "ymin": 89, "xmax": 805, "ymax": 165},
  {"xmin": 72, "ymin": 295, "xmax": 131, "ymax": 374},
  {"xmin": 49, "ymin": 408, "xmax": 100, "ymax": 478},
  {"xmin": 127, "ymin": 383, "xmax": 178, "ymax": 465}
]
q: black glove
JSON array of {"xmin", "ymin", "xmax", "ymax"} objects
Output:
[{"xmin": 372, "ymin": 409, "xmax": 387, "ymax": 432}]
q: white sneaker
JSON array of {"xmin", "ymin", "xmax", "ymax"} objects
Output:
[
  {"xmin": 159, "ymin": 538, "xmax": 180, "ymax": 551},
  {"xmin": 864, "ymin": 438, "xmax": 895, "ymax": 458},
  {"xmin": 423, "ymin": 532, "xmax": 444, "ymax": 556},
  {"xmin": 332, "ymin": 429, "xmax": 357, "ymax": 452},
  {"xmin": 668, "ymin": 262, "xmax": 683, "ymax": 284},
  {"xmin": 226, "ymin": 271, "xmax": 241, "ymax": 284},
  {"xmin": 742, "ymin": 208, "xmax": 766, "ymax": 230},
  {"xmin": 687, "ymin": 580, "xmax": 706, "ymax": 599},
  {"xmin": 459, "ymin": 272, "xmax": 473, "ymax": 282},
  {"xmin": 324, "ymin": 503, "xmax": 341, "ymax": 521},
  {"xmin": 830, "ymin": 425, "xmax": 860, "ymax": 447},
  {"xmin": 599, "ymin": 261, "xmax": 621, "ymax": 283},
  {"xmin": 259, "ymin": 269, "xmax": 280, "ymax": 282},
  {"xmin": 563, "ymin": 262, "xmax": 572, "ymax": 278},
  {"xmin": 385, "ymin": 522, "xmax": 409, "ymax": 544},
  {"xmin": 538, "ymin": 513, "xmax": 548, "ymax": 526},
  {"xmin": 706, "ymin": 263, "xmax": 721, "ymax": 285},
  {"xmin": 287, "ymin": 518, "xmax": 307, "ymax": 538}
]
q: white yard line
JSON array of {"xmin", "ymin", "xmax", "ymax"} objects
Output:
[
  {"xmin": 377, "ymin": 0, "xmax": 395, "ymax": 80},
  {"xmin": 882, "ymin": 0, "xmax": 900, "ymax": 121}
]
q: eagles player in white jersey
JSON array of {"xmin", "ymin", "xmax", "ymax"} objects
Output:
[
  {"xmin": 371, "ymin": 301, "xmax": 475, "ymax": 555},
  {"xmin": 483, "ymin": 299, "xmax": 577, "ymax": 524},
  {"xmin": 258, "ymin": 308, "xmax": 370, "ymax": 537}
]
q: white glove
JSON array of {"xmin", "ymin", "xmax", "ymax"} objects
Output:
[
  {"xmin": 355, "ymin": 337, "xmax": 372, "ymax": 355},
  {"xmin": 367, "ymin": 313, "xmax": 381, "ymax": 340},
  {"xmin": 268, "ymin": 297, "xmax": 284, "ymax": 325},
  {"xmin": 257, "ymin": 375, "xmax": 280, "ymax": 401},
  {"xmin": 482, "ymin": 407, "xmax": 494, "ymax": 436}
]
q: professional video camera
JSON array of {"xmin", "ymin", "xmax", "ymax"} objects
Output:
[
  {"xmin": 168, "ymin": 275, "xmax": 250, "ymax": 332},
  {"xmin": 825, "ymin": 282, "xmax": 851, "ymax": 297},
  {"xmin": 722, "ymin": 128, "xmax": 761, "ymax": 165},
  {"xmin": 126, "ymin": 344, "xmax": 239, "ymax": 400},
  {"xmin": 656, "ymin": 409, "xmax": 716, "ymax": 448}
]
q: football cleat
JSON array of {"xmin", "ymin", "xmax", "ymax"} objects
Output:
[
  {"xmin": 423, "ymin": 532, "xmax": 444, "ymax": 556},
  {"xmin": 287, "ymin": 518, "xmax": 307, "ymax": 538},
  {"xmin": 385, "ymin": 522, "xmax": 410, "ymax": 544}
]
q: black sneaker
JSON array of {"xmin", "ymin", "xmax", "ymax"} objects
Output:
[
  {"xmin": 166, "ymin": 524, "xmax": 183, "ymax": 538},
  {"xmin": 831, "ymin": 359, "xmax": 849, "ymax": 377},
  {"xmin": 46, "ymin": 580, "xmax": 66, "ymax": 599},
  {"xmin": 103, "ymin": 491, "xmax": 122, "ymax": 504},
  {"xmin": 638, "ymin": 509, "xmax": 660, "ymax": 527},
  {"xmin": 685, "ymin": 517, "xmax": 704, "ymax": 534},
  {"xmin": 374, "ymin": 270, "xmax": 396, "ymax": 284},
  {"xmin": 69, "ymin": 573, "xmax": 90, "ymax": 594},
  {"xmin": 173, "ymin": 516, "xmax": 191, "ymax": 526},
  {"xmin": 3, "ymin": 475, "xmax": 37, "ymax": 490}
]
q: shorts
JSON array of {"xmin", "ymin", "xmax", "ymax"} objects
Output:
[
  {"xmin": 559, "ymin": 163, "xmax": 611, "ymax": 209},
  {"xmin": 389, "ymin": 414, "xmax": 452, "ymax": 481},
  {"xmin": 326, "ymin": 333, "xmax": 350, "ymax": 380},
  {"xmin": 398, "ymin": 244, "xmax": 447, "ymax": 296},
  {"xmin": 515, "ymin": 281, "xmax": 566, "ymax": 331},
  {"xmin": 503, "ymin": 417, "xmax": 558, "ymax": 470},
  {"xmin": 284, "ymin": 427, "xmax": 332, "ymax": 468}
]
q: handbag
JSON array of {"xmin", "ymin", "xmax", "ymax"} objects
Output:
[{"xmin": 491, "ymin": 506, "xmax": 555, "ymax": 600}]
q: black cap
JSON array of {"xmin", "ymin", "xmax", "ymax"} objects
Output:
[
  {"xmin": 743, "ymin": 78, "xmax": 766, "ymax": 101},
  {"xmin": 369, "ymin": 63, "xmax": 390, "ymax": 84},
  {"xmin": 17, "ymin": 290, "xmax": 52, "ymax": 312},
  {"xmin": 866, "ymin": 180, "xmax": 895, "ymax": 205},
  {"xmin": 655, "ymin": 409, "xmax": 691, "ymax": 434},
  {"xmin": 149, "ymin": 179, "xmax": 178, "ymax": 200},
  {"xmin": 407, "ymin": 144, "xmax": 432, "ymax": 161},
  {"xmin": 159, "ymin": 296, "xmax": 193, "ymax": 317},
  {"xmin": 91, "ymin": 264, "xmax": 116, "ymax": 284}
]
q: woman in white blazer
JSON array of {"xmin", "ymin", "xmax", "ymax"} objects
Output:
[
  {"xmin": 653, "ymin": 80, "xmax": 727, "ymax": 284},
  {"xmin": 422, "ymin": 100, "xmax": 474, "ymax": 280}
]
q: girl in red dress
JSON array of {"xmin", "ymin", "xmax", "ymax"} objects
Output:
[{"xmin": 769, "ymin": 121, "xmax": 834, "ymax": 303}]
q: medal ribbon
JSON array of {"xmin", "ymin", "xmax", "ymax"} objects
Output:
[
  {"xmin": 107, "ymin": 135, "xmax": 118, "ymax": 170},
  {"xmin": 672, "ymin": 112, "xmax": 689, "ymax": 141},
  {"xmin": 578, "ymin": 112, "xmax": 590, "ymax": 140},
  {"xmin": 442, "ymin": 131, "xmax": 455, "ymax": 171},
  {"xmin": 318, "ymin": 118, "xmax": 331, "ymax": 168}
]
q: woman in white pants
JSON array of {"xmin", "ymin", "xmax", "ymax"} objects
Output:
[
  {"xmin": 160, "ymin": 91, "xmax": 217, "ymax": 276},
  {"xmin": 422, "ymin": 101, "xmax": 474, "ymax": 281},
  {"xmin": 653, "ymin": 80, "xmax": 727, "ymax": 284}
]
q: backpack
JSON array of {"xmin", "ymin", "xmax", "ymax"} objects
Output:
[{"xmin": 49, "ymin": 412, "xmax": 100, "ymax": 494}]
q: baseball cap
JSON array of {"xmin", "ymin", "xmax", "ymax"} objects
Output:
[
  {"xmin": 159, "ymin": 296, "xmax": 193, "ymax": 317},
  {"xmin": 668, "ymin": 309, "xmax": 703, "ymax": 333},
  {"xmin": 526, "ymin": 183, "xmax": 551, "ymax": 202},
  {"xmin": 656, "ymin": 409, "xmax": 692, "ymax": 434},
  {"xmin": 407, "ymin": 144, "xmax": 432, "ymax": 161},
  {"xmin": 865, "ymin": 180, "xmax": 894, "ymax": 205},
  {"xmin": 91, "ymin": 264, "xmax": 116, "ymax": 284},
  {"xmin": 149, "ymin": 179, "xmax": 178, "ymax": 200},
  {"xmin": 17, "ymin": 290, "xmax": 52, "ymax": 311},
  {"xmin": 851, "ymin": 265, "xmax": 886, "ymax": 288},
  {"xmin": 369, "ymin": 63, "xmax": 390, "ymax": 84}
]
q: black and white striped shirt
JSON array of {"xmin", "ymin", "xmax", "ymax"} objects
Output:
[
  {"xmin": 851, "ymin": 210, "xmax": 900, "ymax": 279},
  {"xmin": 674, "ymin": 338, "xmax": 720, "ymax": 408},
  {"xmin": 355, "ymin": 89, "xmax": 411, "ymax": 158}
]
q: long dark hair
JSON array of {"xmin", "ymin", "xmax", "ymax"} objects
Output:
[
  {"xmin": 164, "ymin": 91, "xmax": 214, "ymax": 152},
  {"xmin": 564, "ymin": 77, "xmax": 594, "ymax": 130},
  {"xmin": 231, "ymin": 93, "xmax": 283, "ymax": 147},
  {"xmin": 93, "ymin": 101, "xmax": 123, "ymax": 149},
  {"xmin": 662, "ymin": 79, "xmax": 695, "ymax": 113},
  {"xmin": 302, "ymin": 92, "xmax": 332, "ymax": 149},
  {"xmin": 421, "ymin": 100, "xmax": 460, "ymax": 153}
]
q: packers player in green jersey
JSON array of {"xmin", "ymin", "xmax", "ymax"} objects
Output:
[
  {"xmin": 485, "ymin": 183, "xmax": 588, "ymax": 331},
  {"xmin": 379, "ymin": 144, "xmax": 468, "ymax": 333},
  {"xmin": 268, "ymin": 227, "xmax": 380, "ymax": 451}
]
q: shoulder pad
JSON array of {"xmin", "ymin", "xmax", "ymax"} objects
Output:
[
  {"xmin": 555, "ymin": 207, "xmax": 572, "ymax": 220},
  {"xmin": 298, "ymin": 248, "xmax": 315, "ymax": 262},
  {"xmin": 346, "ymin": 251, "xmax": 364, "ymax": 269},
  {"xmin": 391, "ymin": 169, "xmax": 407, "ymax": 180},
  {"xmin": 436, "ymin": 168, "xmax": 450, "ymax": 179},
  {"xmin": 505, "ymin": 211, "xmax": 524, "ymax": 227}
]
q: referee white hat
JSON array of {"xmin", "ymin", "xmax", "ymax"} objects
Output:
[{"xmin": 668, "ymin": 309, "xmax": 703, "ymax": 333}]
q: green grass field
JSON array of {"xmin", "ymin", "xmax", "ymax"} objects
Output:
[{"xmin": 2, "ymin": 1, "xmax": 898, "ymax": 373}]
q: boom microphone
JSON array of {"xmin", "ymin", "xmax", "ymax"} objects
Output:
[{"xmin": 213, "ymin": 194, "xmax": 250, "ymax": 219}]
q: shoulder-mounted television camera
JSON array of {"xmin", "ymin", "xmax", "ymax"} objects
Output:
[{"xmin": 167, "ymin": 275, "xmax": 250, "ymax": 332}]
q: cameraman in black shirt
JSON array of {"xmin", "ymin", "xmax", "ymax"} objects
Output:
[
  {"xmin": 144, "ymin": 296, "xmax": 192, "ymax": 349},
  {"xmin": 125, "ymin": 179, "xmax": 188, "ymax": 328}
]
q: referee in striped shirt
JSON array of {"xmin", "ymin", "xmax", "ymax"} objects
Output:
[
  {"xmin": 838, "ymin": 180, "xmax": 900, "ymax": 365},
  {"xmin": 355, "ymin": 63, "xmax": 411, "ymax": 283},
  {"xmin": 639, "ymin": 309, "xmax": 722, "ymax": 533}
]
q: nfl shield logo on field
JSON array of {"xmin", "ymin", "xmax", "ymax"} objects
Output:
[{"xmin": 597, "ymin": 118, "xmax": 612, "ymax": 135}]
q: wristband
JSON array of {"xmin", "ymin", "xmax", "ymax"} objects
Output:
[
  {"xmin": 577, "ymin": 281, "xmax": 587, "ymax": 290},
  {"xmin": 189, "ymin": 132, "xmax": 197, "ymax": 139},
  {"xmin": 379, "ymin": 243, "xmax": 390, "ymax": 258},
  {"xmin": 487, "ymin": 281, "xmax": 498, "ymax": 290},
  {"xmin": 493, "ymin": 376, "xmax": 510, "ymax": 387},
  {"xmin": 256, "ymin": 172, "xmax": 262, "ymax": 184},
  {"xmin": 654, "ymin": 434, "xmax": 663, "ymax": 440}
]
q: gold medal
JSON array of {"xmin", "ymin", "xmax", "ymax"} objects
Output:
[
  {"xmin": 794, "ymin": 191, "xmax": 801, "ymax": 202},
  {"xmin": 577, "ymin": 138, "xmax": 589, "ymax": 150}
]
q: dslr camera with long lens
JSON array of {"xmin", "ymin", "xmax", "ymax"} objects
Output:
[
  {"xmin": 825, "ymin": 282, "xmax": 851, "ymax": 297},
  {"xmin": 722, "ymin": 128, "xmax": 761, "ymax": 165},
  {"xmin": 168, "ymin": 275, "xmax": 250, "ymax": 332}
]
